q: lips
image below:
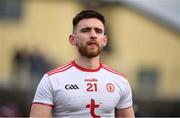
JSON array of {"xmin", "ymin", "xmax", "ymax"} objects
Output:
[{"xmin": 87, "ymin": 41, "xmax": 98, "ymax": 47}]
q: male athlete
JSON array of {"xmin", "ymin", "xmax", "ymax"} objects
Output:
[{"xmin": 30, "ymin": 10, "xmax": 135, "ymax": 117}]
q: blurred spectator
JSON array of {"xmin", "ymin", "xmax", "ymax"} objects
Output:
[
  {"xmin": 12, "ymin": 47, "xmax": 54, "ymax": 90},
  {"xmin": 12, "ymin": 48, "xmax": 29, "ymax": 75},
  {"xmin": 28, "ymin": 49, "xmax": 53, "ymax": 81},
  {"xmin": 0, "ymin": 102, "xmax": 23, "ymax": 117}
]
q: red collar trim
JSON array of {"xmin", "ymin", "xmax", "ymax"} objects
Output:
[{"xmin": 72, "ymin": 60, "xmax": 102, "ymax": 72}]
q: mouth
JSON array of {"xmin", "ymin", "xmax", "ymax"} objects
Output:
[{"xmin": 87, "ymin": 41, "xmax": 98, "ymax": 47}]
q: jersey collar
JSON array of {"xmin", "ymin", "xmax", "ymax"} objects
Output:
[{"xmin": 72, "ymin": 60, "xmax": 102, "ymax": 72}]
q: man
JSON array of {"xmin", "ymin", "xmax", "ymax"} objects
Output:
[{"xmin": 30, "ymin": 10, "xmax": 135, "ymax": 117}]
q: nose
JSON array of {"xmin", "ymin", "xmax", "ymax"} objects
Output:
[{"xmin": 89, "ymin": 29, "xmax": 97, "ymax": 39}]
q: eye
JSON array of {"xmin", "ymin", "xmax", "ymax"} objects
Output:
[
  {"xmin": 95, "ymin": 28, "xmax": 103, "ymax": 34},
  {"xmin": 81, "ymin": 27, "xmax": 91, "ymax": 33}
]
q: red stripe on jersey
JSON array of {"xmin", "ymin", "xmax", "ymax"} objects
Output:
[
  {"xmin": 48, "ymin": 64, "xmax": 73, "ymax": 76},
  {"xmin": 52, "ymin": 61, "xmax": 73, "ymax": 72},
  {"xmin": 102, "ymin": 64, "xmax": 127, "ymax": 79},
  {"xmin": 47, "ymin": 61, "xmax": 72, "ymax": 74},
  {"xmin": 47, "ymin": 61, "xmax": 73, "ymax": 76},
  {"xmin": 32, "ymin": 102, "xmax": 54, "ymax": 107}
]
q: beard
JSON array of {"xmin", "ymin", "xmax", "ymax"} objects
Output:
[{"xmin": 77, "ymin": 40, "xmax": 103, "ymax": 58}]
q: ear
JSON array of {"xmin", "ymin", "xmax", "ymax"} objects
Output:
[
  {"xmin": 69, "ymin": 34, "xmax": 77, "ymax": 46},
  {"xmin": 103, "ymin": 35, "xmax": 108, "ymax": 47}
]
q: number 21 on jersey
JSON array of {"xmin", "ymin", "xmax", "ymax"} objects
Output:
[{"xmin": 86, "ymin": 83, "xmax": 97, "ymax": 92}]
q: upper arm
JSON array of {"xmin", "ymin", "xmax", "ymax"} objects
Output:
[
  {"xmin": 33, "ymin": 74, "xmax": 54, "ymax": 107},
  {"xmin": 115, "ymin": 78, "xmax": 135, "ymax": 117},
  {"xmin": 30, "ymin": 103, "xmax": 53, "ymax": 117},
  {"xmin": 30, "ymin": 74, "xmax": 54, "ymax": 117},
  {"xmin": 115, "ymin": 106, "xmax": 135, "ymax": 117},
  {"xmin": 116, "ymin": 79, "xmax": 133, "ymax": 109}
]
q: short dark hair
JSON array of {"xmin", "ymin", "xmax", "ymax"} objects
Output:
[{"xmin": 73, "ymin": 10, "xmax": 105, "ymax": 29}]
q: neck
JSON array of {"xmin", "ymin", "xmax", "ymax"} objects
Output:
[{"xmin": 74, "ymin": 55, "xmax": 100, "ymax": 69}]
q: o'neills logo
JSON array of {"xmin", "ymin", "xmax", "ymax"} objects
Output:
[
  {"xmin": 106, "ymin": 83, "xmax": 115, "ymax": 93},
  {"xmin": 84, "ymin": 78, "xmax": 98, "ymax": 82}
]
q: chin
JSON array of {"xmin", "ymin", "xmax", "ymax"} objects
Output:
[{"xmin": 86, "ymin": 52, "xmax": 100, "ymax": 58}]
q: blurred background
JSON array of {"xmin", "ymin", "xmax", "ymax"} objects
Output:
[{"xmin": 0, "ymin": 0, "xmax": 179, "ymax": 117}]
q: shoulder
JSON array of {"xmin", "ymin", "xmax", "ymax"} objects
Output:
[
  {"xmin": 101, "ymin": 63, "xmax": 127, "ymax": 80},
  {"xmin": 47, "ymin": 60, "xmax": 74, "ymax": 76}
]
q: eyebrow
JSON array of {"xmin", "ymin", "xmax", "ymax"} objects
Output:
[{"xmin": 80, "ymin": 26, "xmax": 103, "ymax": 31}]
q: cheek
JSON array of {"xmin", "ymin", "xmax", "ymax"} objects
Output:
[
  {"xmin": 76, "ymin": 39, "xmax": 86, "ymax": 46},
  {"xmin": 99, "ymin": 37, "xmax": 106, "ymax": 46},
  {"xmin": 77, "ymin": 33, "xmax": 88, "ymax": 39},
  {"xmin": 77, "ymin": 36, "xmax": 88, "ymax": 44}
]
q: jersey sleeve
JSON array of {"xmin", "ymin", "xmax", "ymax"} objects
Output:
[
  {"xmin": 32, "ymin": 74, "xmax": 54, "ymax": 106},
  {"xmin": 116, "ymin": 80, "xmax": 133, "ymax": 109}
]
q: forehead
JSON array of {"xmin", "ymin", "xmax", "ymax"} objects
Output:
[{"xmin": 77, "ymin": 18, "xmax": 104, "ymax": 29}]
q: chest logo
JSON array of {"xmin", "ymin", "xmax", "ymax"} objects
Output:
[
  {"xmin": 106, "ymin": 83, "xmax": 115, "ymax": 93},
  {"xmin": 65, "ymin": 84, "xmax": 79, "ymax": 90},
  {"xmin": 86, "ymin": 99, "xmax": 100, "ymax": 118}
]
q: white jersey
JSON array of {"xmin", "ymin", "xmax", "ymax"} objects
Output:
[{"xmin": 33, "ymin": 60, "xmax": 133, "ymax": 117}]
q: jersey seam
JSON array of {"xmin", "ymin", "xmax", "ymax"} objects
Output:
[
  {"xmin": 46, "ymin": 74, "xmax": 55, "ymax": 105},
  {"xmin": 119, "ymin": 80, "xmax": 129, "ymax": 101}
]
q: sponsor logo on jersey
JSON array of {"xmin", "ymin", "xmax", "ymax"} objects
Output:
[
  {"xmin": 106, "ymin": 83, "xmax": 115, "ymax": 93},
  {"xmin": 65, "ymin": 84, "xmax": 79, "ymax": 90},
  {"xmin": 84, "ymin": 78, "xmax": 98, "ymax": 82},
  {"xmin": 86, "ymin": 99, "xmax": 100, "ymax": 118},
  {"xmin": 84, "ymin": 78, "xmax": 98, "ymax": 92}
]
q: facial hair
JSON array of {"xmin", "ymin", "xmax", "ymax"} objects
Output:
[{"xmin": 77, "ymin": 40, "xmax": 103, "ymax": 58}]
